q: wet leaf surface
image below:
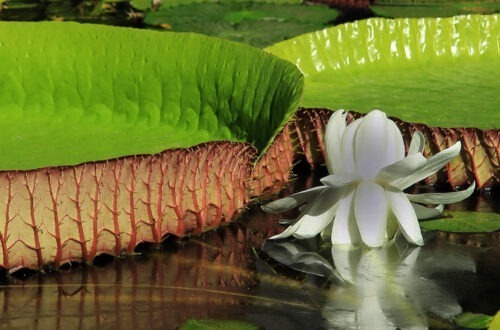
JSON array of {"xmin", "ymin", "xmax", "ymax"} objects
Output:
[
  {"xmin": 421, "ymin": 211, "xmax": 500, "ymax": 233},
  {"xmin": 266, "ymin": 15, "xmax": 500, "ymax": 130}
]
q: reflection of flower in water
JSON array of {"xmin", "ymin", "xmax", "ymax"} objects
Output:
[
  {"xmin": 262, "ymin": 110, "xmax": 475, "ymax": 247},
  {"xmin": 262, "ymin": 236, "xmax": 475, "ymax": 329}
]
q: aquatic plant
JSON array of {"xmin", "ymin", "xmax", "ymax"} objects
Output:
[
  {"xmin": 263, "ymin": 110, "xmax": 475, "ymax": 247},
  {"xmin": 0, "ymin": 22, "xmax": 303, "ymax": 270},
  {"xmin": 0, "ymin": 15, "xmax": 498, "ymax": 271}
]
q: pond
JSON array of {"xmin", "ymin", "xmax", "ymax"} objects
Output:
[
  {"xmin": 0, "ymin": 173, "xmax": 498, "ymax": 329},
  {"xmin": 0, "ymin": 4, "xmax": 498, "ymax": 329}
]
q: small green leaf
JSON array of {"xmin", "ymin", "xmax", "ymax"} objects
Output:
[
  {"xmin": 455, "ymin": 312, "xmax": 493, "ymax": 329},
  {"xmin": 420, "ymin": 211, "xmax": 500, "ymax": 233},
  {"xmin": 179, "ymin": 319, "xmax": 260, "ymax": 330}
]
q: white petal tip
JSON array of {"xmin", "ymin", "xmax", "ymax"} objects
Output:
[{"xmin": 269, "ymin": 233, "xmax": 288, "ymax": 240}]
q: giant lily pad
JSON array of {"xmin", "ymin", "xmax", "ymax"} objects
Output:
[
  {"xmin": 372, "ymin": 1, "xmax": 500, "ymax": 18},
  {"xmin": 265, "ymin": 14, "xmax": 500, "ymax": 130},
  {"xmin": 0, "ymin": 22, "xmax": 303, "ymax": 270}
]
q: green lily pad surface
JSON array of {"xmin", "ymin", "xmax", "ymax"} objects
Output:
[
  {"xmin": 0, "ymin": 22, "xmax": 303, "ymax": 170},
  {"xmin": 420, "ymin": 211, "xmax": 500, "ymax": 233},
  {"xmin": 144, "ymin": 2, "xmax": 338, "ymax": 48},
  {"xmin": 372, "ymin": 1, "xmax": 500, "ymax": 18},
  {"xmin": 265, "ymin": 15, "xmax": 500, "ymax": 129}
]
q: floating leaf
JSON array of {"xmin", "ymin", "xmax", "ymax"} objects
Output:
[
  {"xmin": 455, "ymin": 312, "xmax": 493, "ymax": 329},
  {"xmin": 372, "ymin": 1, "xmax": 500, "ymax": 18},
  {"xmin": 265, "ymin": 15, "xmax": 500, "ymax": 130},
  {"xmin": 420, "ymin": 211, "xmax": 500, "ymax": 233},
  {"xmin": 0, "ymin": 22, "xmax": 303, "ymax": 270},
  {"xmin": 265, "ymin": 16, "xmax": 500, "ymax": 188},
  {"xmin": 143, "ymin": 2, "xmax": 338, "ymax": 48}
]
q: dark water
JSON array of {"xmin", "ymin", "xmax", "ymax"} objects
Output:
[{"xmin": 0, "ymin": 174, "xmax": 498, "ymax": 329}]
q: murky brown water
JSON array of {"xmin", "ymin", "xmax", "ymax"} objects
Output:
[{"xmin": 0, "ymin": 174, "xmax": 498, "ymax": 329}]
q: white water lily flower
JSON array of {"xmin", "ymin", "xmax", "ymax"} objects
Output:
[{"xmin": 262, "ymin": 110, "xmax": 475, "ymax": 247}]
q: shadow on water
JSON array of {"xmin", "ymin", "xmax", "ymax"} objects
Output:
[{"xmin": 0, "ymin": 174, "xmax": 498, "ymax": 329}]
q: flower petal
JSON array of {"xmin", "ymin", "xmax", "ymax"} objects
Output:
[
  {"xmin": 340, "ymin": 117, "xmax": 362, "ymax": 174},
  {"xmin": 331, "ymin": 189, "xmax": 361, "ymax": 245},
  {"xmin": 355, "ymin": 110, "xmax": 403, "ymax": 180},
  {"xmin": 325, "ymin": 110, "xmax": 347, "ymax": 174},
  {"xmin": 387, "ymin": 119, "xmax": 406, "ymax": 162},
  {"xmin": 395, "ymin": 142, "xmax": 462, "ymax": 190},
  {"xmin": 406, "ymin": 182, "xmax": 475, "ymax": 204},
  {"xmin": 320, "ymin": 173, "xmax": 358, "ymax": 188},
  {"xmin": 408, "ymin": 131, "xmax": 425, "ymax": 155},
  {"xmin": 412, "ymin": 203, "xmax": 444, "ymax": 220},
  {"xmin": 261, "ymin": 186, "xmax": 327, "ymax": 213},
  {"xmin": 386, "ymin": 190, "xmax": 423, "ymax": 246},
  {"xmin": 270, "ymin": 188, "xmax": 343, "ymax": 240},
  {"xmin": 354, "ymin": 181, "xmax": 388, "ymax": 247},
  {"xmin": 376, "ymin": 153, "xmax": 427, "ymax": 187}
]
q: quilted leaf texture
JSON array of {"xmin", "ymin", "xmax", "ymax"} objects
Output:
[{"xmin": 0, "ymin": 143, "xmax": 259, "ymax": 270}]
